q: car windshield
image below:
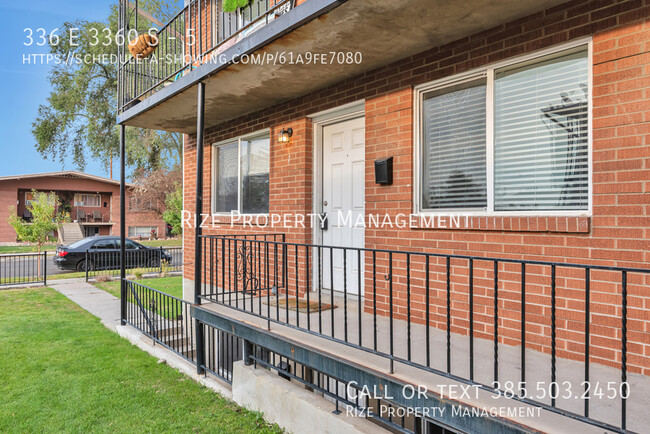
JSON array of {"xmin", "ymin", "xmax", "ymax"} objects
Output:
[{"xmin": 67, "ymin": 239, "xmax": 89, "ymax": 249}]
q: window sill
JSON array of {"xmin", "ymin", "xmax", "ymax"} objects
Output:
[{"xmin": 412, "ymin": 216, "xmax": 590, "ymax": 233}]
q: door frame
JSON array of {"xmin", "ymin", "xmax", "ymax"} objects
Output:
[{"xmin": 309, "ymin": 100, "xmax": 365, "ymax": 293}]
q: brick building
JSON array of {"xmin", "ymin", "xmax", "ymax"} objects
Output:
[
  {"xmin": 0, "ymin": 171, "xmax": 166, "ymax": 243},
  {"xmin": 117, "ymin": 0, "xmax": 650, "ymax": 432}
]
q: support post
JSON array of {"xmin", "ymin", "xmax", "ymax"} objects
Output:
[
  {"xmin": 243, "ymin": 339, "xmax": 254, "ymax": 366},
  {"xmin": 194, "ymin": 82, "xmax": 206, "ymax": 374},
  {"xmin": 120, "ymin": 123, "xmax": 127, "ymax": 326},
  {"xmin": 43, "ymin": 251, "xmax": 47, "ymax": 286}
]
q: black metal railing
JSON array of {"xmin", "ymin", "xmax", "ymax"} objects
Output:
[
  {"xmin": 124, "ymin": 279, "xmax": 196, "ymax": 363},
  {"xmin": 0, "ymin": 252, "xmax": 48, "ymax": 287},
  {"xmin": 123, "ymin": 278, "xmax": 242, "ymax": 382},
  {"xmin": 201, "ymin": 322, "xmax": 243, "ymax": 383},
  {"xmin": 199, "ymin": 234, "xmax": 650, "ymax": 433},
  {"xmin": 117, "ymin": 0, "xmax": 295, "ymax": 113},
  {"xmin": 85, "ymin": 247, "xmax": 183, "ymax": 280}
]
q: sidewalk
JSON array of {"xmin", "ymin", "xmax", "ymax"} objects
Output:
[{"xmin": 49, "ymin": 278, "xmax": 122, "ymax": 331}]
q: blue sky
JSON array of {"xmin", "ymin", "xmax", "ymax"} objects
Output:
[{"xmin": 0, "ymin": 0, "xmax": 118, "ymax": 179}]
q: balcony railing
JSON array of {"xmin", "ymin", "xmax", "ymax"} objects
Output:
[
  {"xmin": 117, "ymin": 0, "xmax": 295, "ymax": 113},
  {"xmin": 196, "ymin": 233, "xmax": 650, "ymax": 433}
]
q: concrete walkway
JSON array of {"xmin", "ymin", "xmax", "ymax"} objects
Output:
[{"xmin": 49, "ymin": 278, "xmax": 122, "ymax": 331}]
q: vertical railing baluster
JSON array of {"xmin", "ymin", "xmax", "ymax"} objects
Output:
[
  {"xmin": 294, "ymin": 244, "xmax": 298, "ymax": 327},
  {"xmin": 343, "ymin": 249, "xmax": 348, "ymax": 343},
  {"xmin": 306, "ymin": 246, "xmax": 310, "ymax": 331},
  {"xmin": 584, "ymin": 267, "xmax": 590, "ymax": 418},
  {"xmin": 446, "ymin": 256, "xmax": 451, "ymax": 374},
  {"xmin": 521, "ymin": 262, "xmax": 526, "ymax": 396},
  {"xmin": 425, "ymin": 255, "xmax": 430, "ymax": 367},
  {"xmin": 389, "ymin": 251, "xmax": 394, "ymax": 374},
  {"xmin": 494, "ymin": 260, "xmax": 499, "ymax": 383},
  {"xmin": 318, "ymin": 246, "xmax": 322, "ymax": 334},
  {"xmin": 621, "ymin": 270, "xmax": 628, "ymax": 431},
  {"xmin": 551, "ymin": 264, "xmax": 557, "ymax": 407},
  {"xmin": 357, "ymin": 249, "xmax": 362, "ymax": 347},
  {"xmin": 330, "ymin": 248, "xmax": 335, "ymax": 338},
  {"xmin": 406, "ymin": 253, "xmax": 411, "ymax": 362},
  {"xmin": 373, "ymin": 250, "xmax": 377, "ymax": 352},
  {"xmin": 469, "ymin": 258, "xmax": 474, "ymax": 381}
]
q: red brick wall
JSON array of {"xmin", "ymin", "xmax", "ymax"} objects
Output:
[{"xmin": 184, "ymin": 0, "xmax": 650, "ymax": 372}]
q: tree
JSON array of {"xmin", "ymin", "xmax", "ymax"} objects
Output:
[
  {"xmin": 130, "ymin": 165, "xmax": 182, "ymax": 216},
  {"xmin": 7, "ymin": 191, "xmax": 68, "ymax": 275},
  {"xmin": 163, "ymin": 185, "xmax": 183, "ymax": 236},
  {"xmin": 32, "ymin": 1, "xmax": 183, "ymax": 173}
]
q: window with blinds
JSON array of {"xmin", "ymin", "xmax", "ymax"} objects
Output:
[
  {"xmin": 418, "ymin": 45, "xmax": 589, "ymax": 213},
  {"xmin": 421, "ymin": 79, "xmax": 487, "ymax": 209},
  {"xmin": 494, "ymin": 50, "xmax": 589, "ymax": 210},
  {"xmin": 213, "ymin": 132, "xmax": 270, "ymax": 214}
]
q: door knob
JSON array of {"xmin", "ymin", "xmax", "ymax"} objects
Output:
[{"xmin": 323, "ymin": 200, "xmax": 328, "ymax": 206}]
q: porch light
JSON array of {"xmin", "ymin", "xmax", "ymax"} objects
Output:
[{"xmin": 278, "ymin": 127, "xmax": 293, "ymax": 144}]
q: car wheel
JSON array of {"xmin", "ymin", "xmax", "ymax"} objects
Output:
[
  {"xmin": 149, "ymin": 258, "xmax": 160, "ymax": 268},
  {"xmin": 76, "ymin": 260, "xmax": 94, "ymax": 272}
]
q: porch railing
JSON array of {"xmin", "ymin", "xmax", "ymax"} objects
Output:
[
  {"xmin": 117, "ymin": 0, "xmax": 295, "ymax": 113},
  {"xmin": 0, "ymin": 252, "xmax": 48, "ymax": 287},
  {"xmin": 124, "ymin": 279, "xmax": 196, "ymax": 362},
  {"xmin": 84, "ymin": 246, "xmax": 183, "ymax": 280},
  {"xmin": 198, "ymin": 234, "xmax": 650, "ymax": 433},
  {"xmin": 123, "ymin": 279, "xmax": 242, "ymax": 383}
]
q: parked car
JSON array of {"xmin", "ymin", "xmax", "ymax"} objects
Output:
[{"xmin": 54, "ymin": 236, "xmax": 172, "ymax": 272}]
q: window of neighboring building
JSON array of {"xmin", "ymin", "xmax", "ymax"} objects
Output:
[
  {"xmin": 128, "ymin": 226, "xmax": 158, "ymax": 238},
  {"xmin": 74, "ymin": 193, "xmax": 101, "ymax": 207},
  {"xmin": 416, "ymin": 43, "xmax": 590, "ymax": 214},
  {"xmin": 213, "ymin": 130, "xmax": 270, "ymax": 214},
  {"xmin": 25, "ymin": 191, "xmax": 56, "ymax": 206}
]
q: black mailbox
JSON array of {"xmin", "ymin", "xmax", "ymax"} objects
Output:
[{"xmin": 374, "ymin": 157, "xmax": 393, "ymax": 185}]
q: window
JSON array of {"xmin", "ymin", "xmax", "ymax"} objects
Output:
[
  {"xmin": 213, "ymin": 131, "xmax": 270, "ymax": 214},
  {"xmin": 74, "ymin": 194, "xmax": 101, "ymax": 207},
  {"xmin": 422, "ymin": 79, "xmax": 487, "ymax": 209},
  {"xmin": 92, "ymin": 239, "xmax": 115, "ymax": 249},
  {"xmin": 128, "ymin": 226, "xmax": 158, "ymax": 238},
  {"xmin": 417, "ymin": 44, "xmax": 590, "ymax": 214},
  {"xmin": 25, "ymin": 191, "xmax": 56, "ymax": 206}
]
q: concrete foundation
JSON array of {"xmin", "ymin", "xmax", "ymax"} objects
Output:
[{"xmin": 232, "ymin": 361, "xmax": 380, "ymax": 434}]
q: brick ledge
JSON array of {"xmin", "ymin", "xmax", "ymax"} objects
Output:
[{"xmin": 412, "ymin": 216, "xmax": 591, "ymax": 233}]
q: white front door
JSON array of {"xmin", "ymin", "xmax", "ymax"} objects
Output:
[{"xmin": 321, "ymin": 116, "xmax": 365, "ymax": 295}]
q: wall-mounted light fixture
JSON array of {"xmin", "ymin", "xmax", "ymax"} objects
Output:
[{"xmin": 278, "ymin": 126, "xmax": 293, "ymax": 144}]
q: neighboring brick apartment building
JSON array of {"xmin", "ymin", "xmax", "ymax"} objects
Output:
[
  {"xmin": 117, "ymin": 0, "xmax": 650, "ymax": 431},
  {"xmin": 0, "ymin": 171, "xmax": 166, "ymax": 243}
]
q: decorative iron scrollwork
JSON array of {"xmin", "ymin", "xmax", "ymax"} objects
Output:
[{"xmin": 236, "ymin": 244, "xmax": 260, "ymax": 294}]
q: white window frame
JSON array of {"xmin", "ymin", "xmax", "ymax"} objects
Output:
[
  {"xmin": 128, "ymin": 226, "xmax": 158, "ymax": 238},
  {"xmin": 211, "ymin": 128, "xmax": 270, "ymax": 216},
  {"xmin": 413, "ymin": 38, "xmax": 593, "ymax": 217},
  {"xmin": 74, "ymin": 193, "xmax": 101, "ymax": 207}
]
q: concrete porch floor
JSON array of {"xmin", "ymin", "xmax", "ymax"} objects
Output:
[{"xmin": 198, "ymin": 290, "xmax": 649, "ymax": 433}]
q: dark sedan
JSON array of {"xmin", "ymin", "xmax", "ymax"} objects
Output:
[{"xmin": 54, "ymin": 236, "xmax": 172, "ymax": 272}]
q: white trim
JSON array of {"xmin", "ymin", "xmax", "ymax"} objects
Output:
[
  {"xmin": 413, "ymin": 38, "xmax": 593, "ymax": 217},
  {"xmin": 309, "ymin": 100, "xmax": 365, "ymax": 125},
  {"xmin": 211, "ymin": 128, "xmax": 270, "ymax": 216},
  {"xmin": 310, "ymin": 101, "xmax": 365, "ymax": 247}
]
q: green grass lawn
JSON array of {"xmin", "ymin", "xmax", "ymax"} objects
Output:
[
  {"xmin": 0, "ymin": 238, "xmax": 181, "ymax": 255},
  {"xmin": 0, "ymin": 287, "xmax": 281, "ymax": 433},
  {"xmin": 94, "ymin": 276, "xmax": 183, "ymax": 299}
]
